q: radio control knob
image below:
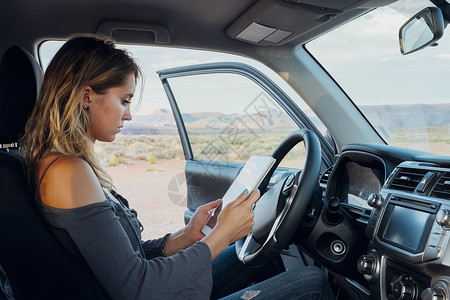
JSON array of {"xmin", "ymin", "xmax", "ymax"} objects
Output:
[
  {"xmin": 391, "ymin": 276, "xmax": 417, "ymax": 300},
  {"xmin": 367, "ymin": 193, "xmax": 383, "ymax": 209},
  {"xmin": 436, "ymin": 209, "xmax": 450, "ymax": 229}
]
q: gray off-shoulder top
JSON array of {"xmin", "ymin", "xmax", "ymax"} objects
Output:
[{"xmin": 35, "ymin": 158, "xmax": 212, "ymax": 299}]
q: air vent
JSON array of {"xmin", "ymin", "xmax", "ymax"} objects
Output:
[
  {"xmin": 320, "ymin": 166, "xmax": 333, "ymax": 187},
  {"xmin": 431, "ymin": 172, "xmax": 450, "ymax": 200},
  {"xmin": 388, "ymin": 167, "xmax": 428, "ymax": 193}
]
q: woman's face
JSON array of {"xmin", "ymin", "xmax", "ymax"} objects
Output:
[{"xmin": 85, "ymin": 73, "xmax": 136, "ymax": 143}]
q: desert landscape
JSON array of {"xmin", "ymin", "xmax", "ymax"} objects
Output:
[{"xmin": 105, "ymin": 158, "xmax": 188, "ymax": 241}]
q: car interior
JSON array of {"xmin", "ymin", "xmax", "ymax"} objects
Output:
[{"xmin": 1, "ymin": 0, "xmax": 450, "ymax": 299}]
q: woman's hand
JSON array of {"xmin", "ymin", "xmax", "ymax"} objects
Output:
[
  {"xmin": 164, "ymin": 190, "xmax": 259, "ymax": 259},
  {"xmin": 185, "ymin": 199, "xmax": 222, "ymax": 243},
  {"xmin": 162, "ymin": 199, "xmax": 221, "ymax": 256},
  {"xmin": 202, "ymin": 189, "xmax": 260, "ymax": 260}
]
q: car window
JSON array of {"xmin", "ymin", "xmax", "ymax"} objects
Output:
[
  {"xmin": 306, "ymin": 0, "xmax": 450, "ymax": 156},
  {"xmin": 164, "ymin": 72, "xmax": 305, "ymax": 168}
]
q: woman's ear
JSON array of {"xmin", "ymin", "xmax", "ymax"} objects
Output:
[{"xmin": 83, "ymin": 86, "xmax": 93, "ymax": 107}]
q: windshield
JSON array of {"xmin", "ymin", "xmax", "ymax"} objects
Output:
[{"xmin": 306, "ymin": 0, "xmax": 450, "ymax": 155}]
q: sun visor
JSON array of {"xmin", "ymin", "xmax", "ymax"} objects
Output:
[
  {"xmin": 227, "ymin": 0, "xmax": 370, "ymax": 46},
  {"xmin": 97, "ymin": 21, "xmax": 170, "ymax": 45}
]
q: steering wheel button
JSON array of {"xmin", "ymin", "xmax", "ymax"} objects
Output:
[{"xmin": 285, "ymin": 174, "xmax": 295, "ymax": 186}]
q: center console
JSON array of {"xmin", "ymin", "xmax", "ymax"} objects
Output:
[{"xmin": 359, "ymin": 162, "xmax": 450, "ymax": 300}]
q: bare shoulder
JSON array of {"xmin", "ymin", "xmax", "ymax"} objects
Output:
[{"xmin": 36, "ymin": 154, "xmax": 105, "ymax": 209}]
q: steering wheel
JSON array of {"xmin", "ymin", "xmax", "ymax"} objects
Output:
[{"xmin": 235, "ymin": 129, "xmax": 321, "ymax": 265}]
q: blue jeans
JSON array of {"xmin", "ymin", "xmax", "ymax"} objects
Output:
[{"xmin": 212, "ymin": 246, "xmax": 334, "ymax": 300}]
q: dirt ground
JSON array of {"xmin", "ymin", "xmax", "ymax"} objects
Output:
[{"xmin": 106, "ymin": 159, "xmax": 187, "ymax": 241}]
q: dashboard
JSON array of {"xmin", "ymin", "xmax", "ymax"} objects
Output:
[{"xmin": 304, "ymin": 144, "xmax": 450, "ymax": 300}]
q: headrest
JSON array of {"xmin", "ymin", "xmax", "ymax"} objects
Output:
[{"xmin": 0, "ymin": 46, "xmax": 43, "ymax": 145}]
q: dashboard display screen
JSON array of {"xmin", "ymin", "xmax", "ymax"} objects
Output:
[
  {"xmin": 382, "ymin": 205, "xmax": 430, "ymax": 251},
  {"xmin": 346, "ymin": 162, "xmax": 382, "ymax": 208}
]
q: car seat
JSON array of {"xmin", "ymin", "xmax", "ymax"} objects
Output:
[{"xmin": 0, "ymin": 46, "xmax": 109, "ymax": 299}]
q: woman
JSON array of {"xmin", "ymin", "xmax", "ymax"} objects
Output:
[{"xmin": 22, "ymin": 34, "xmax": 333, "ymax": 299}]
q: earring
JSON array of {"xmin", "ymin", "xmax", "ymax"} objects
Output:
[{"xmin": 83, "ymin": 105, "xmax": 89, "ymax": 110}]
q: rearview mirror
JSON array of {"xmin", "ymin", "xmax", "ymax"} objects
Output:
[{"xmin": 399, "ymin": 7, "xmax": 444, "ymax": 55}]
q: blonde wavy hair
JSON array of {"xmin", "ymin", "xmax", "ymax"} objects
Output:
[{"xmin": 22, "ymin": 33, "xmax": 141, "ymax": 190}]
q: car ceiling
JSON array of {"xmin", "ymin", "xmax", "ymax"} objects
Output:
[{"xmin": 1, "ymin": 0, "xmax": 396, "ymax": 60}]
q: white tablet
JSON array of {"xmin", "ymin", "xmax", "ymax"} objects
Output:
[{"xmin": 201, "ymin": 155, "xmax": 276, "ymax": 235}]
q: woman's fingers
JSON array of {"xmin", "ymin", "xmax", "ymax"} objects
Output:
[
  {"xmin": 200, "ymin": 199, "xmax": 222, "ymax": 212},
  {"xmin": 245, "ymin": 189, "xmax": 260, "ymax": 208},
  {"xmin": 230, "ymin": 188, "xmax": 260, "ymax": 208},
  {"xmin": 214, "ymin": 188, "xmax": 260, "ymax": 243},
  {"xmin": 202, "ymin": 187, "xmax": 261, "ymax": 252}
]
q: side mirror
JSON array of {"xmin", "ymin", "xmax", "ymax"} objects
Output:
[{"xmin": 399, "ymin": 7, "xmax": 445, "ymax": 55}]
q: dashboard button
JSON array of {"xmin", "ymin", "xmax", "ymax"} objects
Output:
[
  {"xmin": 415, "ymin": 171, "xmax": 435, "ymax": 193},
  {"xmin": 391, "ymin": 276, "xmax": 417, "ymax": 300},
  {"xmin": 423, "ymin": 245, "xmax": 442, "ymax": 262},
  {"xmin": 357, "ymin": 255, "xmax": 375, "ymax": 275},
  {"xmin": 367, "ymin": 193, "xmax": 383, "ymax": 209},
  {"xmin": 331, "ymin": 240, "xmax": 346, "ymax": 255},
  {"xmin": 436, "ymin": 209, "xmax": 450, "ymax": 229},
  {"xmin": 428, "ymin": 232, "xmax": 442, "ymax": 247}
]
